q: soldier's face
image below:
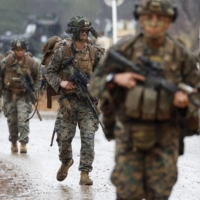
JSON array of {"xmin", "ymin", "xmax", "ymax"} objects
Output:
[
  {"xmin": 79, "ymin": 28, "xmax": 88, "ymax": 42},
  {"xmin": 139, "ymin": 14, "xmax": 171, "ymax": 38},
  {"xmin": 13, "ymin": 48, "xmax": 25, "ymax": 59}
]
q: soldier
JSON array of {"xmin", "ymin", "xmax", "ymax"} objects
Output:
[
  {"xmin": 45, "ymin": 16, "xmax": 104, "ymax": 185},
  {"xmin": 89, "ymin": 0, "xmax": 200, "ymax": 199},
  {"xmin": 0, "ymin": 38, "xmax": 40, "ymax": 153},
  {"xmin": 0, "ymin": 53, "xmax": 3, "ymax": 60},
  {"xmin": 0, "ymin": 52, "xmax": 4, "ymax": 112}
]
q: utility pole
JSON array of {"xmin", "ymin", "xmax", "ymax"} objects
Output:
[
  {"xmin": 112, "ymin": 0, "xmax": 117, "ymax": 44},
  {"xmin": 104, "ymin": 0, "xmax": 124, "ymax": 44}
]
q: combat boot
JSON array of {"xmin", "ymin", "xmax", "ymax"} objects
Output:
[
  {"xmin": 11, "ymin": 142, "xmax": 18, "ymax": 153},
  {"xmin": 79, "ymin": 171, "xmax": 93, "ymax": 185},
  {"xmin": 20, "ymin": 142, "xmax": 27, "ymax": 153},
  {"xmin": 57, "ymin": 159, "xmax": 74, "ymax": 181}
]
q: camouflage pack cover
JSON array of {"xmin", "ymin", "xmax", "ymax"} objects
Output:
[
  {"xmin": 134, "ymin": 0, "xmax": 177, "ymax": 22},
  {"xmin": 10, "ymin": 38, "xmax": 28, "ymax": 50}
]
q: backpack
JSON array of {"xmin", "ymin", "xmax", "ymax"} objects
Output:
[{"xmin": 41, "ymin": 36, "xmax": 96, "ymax": 109}]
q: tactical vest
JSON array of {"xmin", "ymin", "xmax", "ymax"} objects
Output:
[
  {"xmin": 62, "ymin": 41, "xmax": 95, "ymax": 73},
  {"xmin": 115, "ymin": 33, "xmax": 186, "ymax": 121},
  {"xmin": 3, "ymin": 51, "xmax": 34, "ymax": 94},
  {"xmin": 42, "ymin": 36, "xmax": 96, "ymax": 108},
  {"xmin": 61, "ymin": 42, "xmax": 96, "ymax": 95},
  {"xmin": 42, "ymin": 36, "xmax": 95, "ymax": 74}
]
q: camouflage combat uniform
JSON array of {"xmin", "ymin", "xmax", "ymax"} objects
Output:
[
  {"xmin": 89, "ymin": 0, "xmax": 200, "ymax": 198},
  {"xmin": 0, "ymin": 53, "xmax": 4, "ymax": 111},
  {"xmin": 45, "ymin": 38, "xmax": 103, "ymax": 172},
  {"xmin": 0, "ymin": 53, "xmax": 3, "ymax": 60},
  {"xmin": 0, "ymin": 49, "xmax": 40, "ymax": 144}
]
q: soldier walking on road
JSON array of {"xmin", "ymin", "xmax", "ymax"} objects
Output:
[
  {"xmin": 89, "ymin": 0, "xmax": 200, "ymax": 199},
  {"xmin": 0, "ymin": 53, "xmax": 3, "ymax": 60},
  {"xmin": 0, "ymin": 39, "xmax": 40, "ymax": 153},
  {"xmin": 0, "ymin": 52, "xmax": 4, "ymax": 112},
  {"xmin": 45, "ymin": 16, "xmax": 104, "ymax": 185}
]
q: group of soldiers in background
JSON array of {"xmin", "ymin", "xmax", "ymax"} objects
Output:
[
  {"xmin": 0, "ymin": 0, "xmax": 200, "ymax": 199},
  {"xmin": 0, "ymin": 15, "xmax": 104, "ymax": 186}
]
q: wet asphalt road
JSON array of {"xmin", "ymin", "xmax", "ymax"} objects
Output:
[{"xmin": 0, "ymin": 112, "xmax": 200, "ymax": 200}]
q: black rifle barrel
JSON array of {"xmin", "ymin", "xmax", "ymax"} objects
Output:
[{"xmin": 107, "ymin": 49, "xmax": 200, "ymax": 107}]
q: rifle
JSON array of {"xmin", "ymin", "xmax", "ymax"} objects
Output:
[
  {"xmin": 12, "ymin": 73, "xmax": 42, "ymax": 121},
  {"xmin": 62, "ymin": 56, "xmax": 104, "ymax": 129},
  {"xmin": 12, "ymin": 75, "xmax": 36, "ymax": 102},
  {"xmin": 107, "ymin": 49, "xmax": 200, "ymax": 107}
]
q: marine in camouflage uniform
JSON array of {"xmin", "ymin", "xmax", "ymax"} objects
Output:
[
  {"xmin": 0, "ymin": 39, "xmax": 40, "ymax": 153},
  {"xmin": 0, "ymin": 53, "xmax": 3, "ymax": 60},
  {"xmin": 89, "ymin": 0, "xmax": 200, "ymax": 199},
  {"xmin": 45, "ymin": 16, "xmax": 103, "ymax": 185},
  {"xmin": 0, "ymin": 53, "xmax": 4, "ymax": 112}
]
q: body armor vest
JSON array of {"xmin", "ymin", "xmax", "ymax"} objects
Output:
[
  {"xmin": 75, "ymin": 48, "xmax": 94, "ymax": 75},
  {"xmin": 115, "ymin": 33, "xmax": 186, "ymax": 121},
  {"xmin": 4, "ymin": 51, "xmax": 34, "ymax": 94},
  {"xmin": 42, "ymin": 37, "xmax": 96, "ymax": 108},
  {"xmin": 61, "ymin": 41, "xmax": 95, "ymax": 95},
  {"xmin": 62, "ymin": 41, "xmax": 95, "ymax": 74}
]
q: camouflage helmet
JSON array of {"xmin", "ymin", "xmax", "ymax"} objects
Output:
[
  {"xmin": 133, "ymin": 0, "xmax": 177, "ymax": 22},
  {"xmin": 10, "ymin": 38, "xmax": 28, "ymax": 50},
  {"xmin": 66, "ymin": 16, "xmax": 99, "ymax": 41}
]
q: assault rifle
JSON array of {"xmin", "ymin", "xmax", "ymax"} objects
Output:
[
  {"xmin": 12, "ymin": 73, "xmax": 42, "ymax": 121},
  {"xmin": 12, "ymin": 75, "xmax": 36, "ymax": 103},
  {"xmin": 62, "ymin": 56, "xmax": 104, "ymax": 129},
  {"xmin": 12, "ymin": 74, "xmax": 36, "ymax": 104},
  {"xmin": 107, "ymin": 49, "xmax": 200, "ymax": 107}
]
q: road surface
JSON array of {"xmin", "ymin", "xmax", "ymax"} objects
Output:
[{"xmin": 0, "ymin": 112, "xmax": 200, "ymax": 200}]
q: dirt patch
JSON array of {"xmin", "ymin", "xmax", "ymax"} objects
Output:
[{"xmin": 0, "ymin": 161, "xmax": 34, "ymax": 199}]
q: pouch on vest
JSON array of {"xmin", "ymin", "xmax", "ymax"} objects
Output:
[
  {"xmin": 125, "ymin": 85, "xmax": 143, "ymax": 118},
  {"xmin": 141, "ymin": 88, "xmax": 158, "ymax": 120},
  {"xmin": 183, "ymin": 115, "xmax": 199, "ymax": 136},
  {"xmin": 157, "ymin": 89, "xmax": 173, "ymax": 120},
  {"xmin": 59, "ymin": 97, "xmax": 71, "ymax": 119},
  {"xmin": 101, "ymin": 99, "xmax": 116, "ymax": 141},
  {"xmin": 113, "ymin": 120, "xmax": 125, "ymax": 139},
  {"xmin": 131, "ymin": 124, "xmax": 156, "ymax": 151}
]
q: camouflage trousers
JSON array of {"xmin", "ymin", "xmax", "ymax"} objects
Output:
[
  {"xmin": 55, "ymin": 94, "xmax": 99, "ymax": 172},
  {"xmin": 3, "ymin": 92, "xmax": 32, "ymax": 144},
  {"xmin": 111, "ymin": 122, "xmax": 180, "ymax": 200}
]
